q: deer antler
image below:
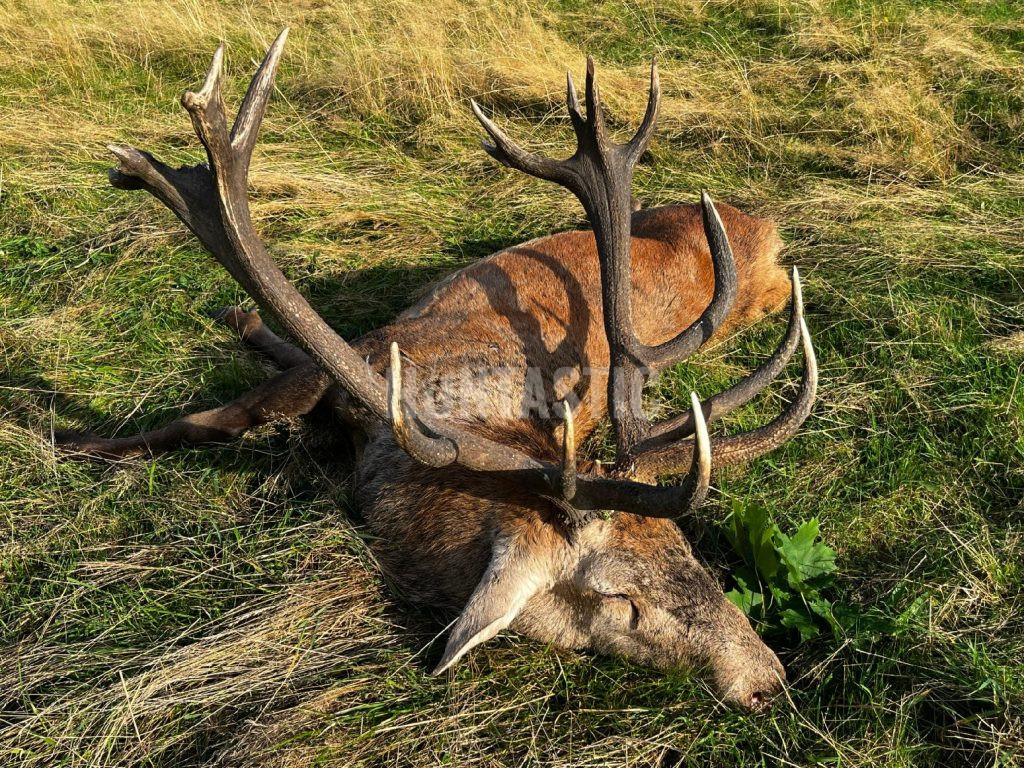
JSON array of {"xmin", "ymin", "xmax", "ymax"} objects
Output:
[
  {"xmin": 107, "ymin": 34, "xmax": 812, "ymax": 527},
  {"xmin": 470, "ymin": 57, "xmax": 817, "ymax": 481},
  {"xmin": 472, "ymin": 61, "xmax": 742, "ymax": 457},
  {"xmin": 106, "ymin": 32, "xmax": 719, "ymax": 524},
  {"xmin": 107, "ymin": 30, "xmax": 388, "ymax": 424}
]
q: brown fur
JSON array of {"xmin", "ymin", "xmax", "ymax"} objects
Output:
[{"xmin": 354, "ymin": 202, "xmax": 788, "ymax": 438}]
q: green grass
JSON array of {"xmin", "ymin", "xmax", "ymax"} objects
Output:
[{"xmin": 1, "ymin": 0, "xmax": 1023, "ymax": 765}]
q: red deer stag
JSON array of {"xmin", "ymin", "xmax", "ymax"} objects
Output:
[{"xmin": 55, "ymin": 31, "xmax": 817, "ymax": 711}]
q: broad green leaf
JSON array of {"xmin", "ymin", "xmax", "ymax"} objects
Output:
[
  {"xmin": 727, "ymin": 501, "xmax": 780, "ymax": 579},
  {"xmin": 777, "ymin": 518, "xmax": 836, "ymax": 589},
  {"xmin": 809, "ymin": 596, "xmax": 834, "ymax": 620},
  {"xmin": 781, "ymin": 608, "xmax": 821, "ymax": 641},
  {"xmin": 725, "ymin": 587, "xmax": 763, "ymax": 614},
  {"xmin": 727, "ymin": 568, "xmax": 765, "ymax": 616}
]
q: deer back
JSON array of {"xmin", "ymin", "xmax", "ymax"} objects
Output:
[{"xmin": 353, "ymin": 202, "xmax": 789, "ymax": 441}]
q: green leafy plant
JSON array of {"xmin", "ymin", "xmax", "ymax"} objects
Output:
[{"xmin": 723, "ymin": 500, "xmax": 841, "ymax": 640}]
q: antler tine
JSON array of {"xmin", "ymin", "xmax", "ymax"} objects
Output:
[
  {"xmin": 583, "ymin": 56, "xmax": 606, "ymax": 139},
  {"xmin": 631, "ymin": 312, "xmax": 818, "ymax": 479},
  {"xmin": 388, "ymin": 343, "xmax": 457, "ymax": 467},
  {"xmin": 635, "ymin": 191, "xmax": 738, "ymax": 372},
  {"xmin": 231, "ymin": 28, "xmax": 289, "ymax": 158},
  {"xmin": 642, "ymin": 267, "xmax": 804, "ymax": 446},
  {"xmin": 470, "ymin": 100, "xmax": 571, "ymax": 185},
  {"xmin": 667, "ymin": 391, "xmax": 713, "ymax": 508},
  {"xmin": 581, "ymin": 393, "xmax": 711, "ymax": 516},
  {"xmin": 107, "ymin": 144, "xmax": 186, "ymax": 208},
  {"xmin": 686, "ymin": 391, "xmax": 713, "ymax": 506},
  {"xmin": 625, "ymin": 60, "xmax": 661, "ymax": 164},
  {"xmin": 566, "ymin": 71, "xmax": 586, "ymax": 133},
  {"xmin": 708, "ymin": 316, "xmax": 817, "ymax": 466},
  {"xmin": 181, "ymin": 44, "xmax": 233, "ymax": 164},
  {"xmin": 560, "ymin": 401, "xmax": 577, "ymax": 502}
]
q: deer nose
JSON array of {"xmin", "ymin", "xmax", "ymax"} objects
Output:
[
  {"xmin": 748, "ymin": 689, "xmax": 773, "ymax": 712},
  {"xmin": 743, "ymin": 671, "xmax": 785, "ymax": 712}
]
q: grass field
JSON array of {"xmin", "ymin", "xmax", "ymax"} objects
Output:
[{"xmin": 1, "ymin": 0, "xmax": 1022, "ymax": 765}]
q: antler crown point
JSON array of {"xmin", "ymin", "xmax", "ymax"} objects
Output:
[{"xmin": 181, "ymin": 90, "xmax": 204, "ymax": 110}]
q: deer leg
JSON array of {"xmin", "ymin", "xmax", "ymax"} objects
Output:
[
  {"xmin": 213, "ymin": 306, "xmax": 314, "ymax": 370},
  {"xmin": 212, "ymin": 305, "xmax": 361, "ymax": 429},
  {"xmin": 54, "ymin": 363, "xmax": 333, "ymax": 460}
]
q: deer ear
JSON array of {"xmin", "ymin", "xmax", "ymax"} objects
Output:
[{"xmin": 432, "ymin": 532, "xmax": 552, "ymax": 674}]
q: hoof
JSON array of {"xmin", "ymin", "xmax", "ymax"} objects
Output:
[
  {"xmin": 51, "ymin": 430, "xmax": 127, "ymax": 462},
  {"xmin": 211, "ymin": 306, "xmax": 263, "ymax": 337}
]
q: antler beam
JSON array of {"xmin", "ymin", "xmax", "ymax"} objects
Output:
[{"xmin": 471, "ymin": 61, "xmax": 739, "ymax": 458}]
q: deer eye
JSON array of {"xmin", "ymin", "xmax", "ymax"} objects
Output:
[{"xmin": 598, "ymin": 592, "xmax": 640, "ymax": 629}]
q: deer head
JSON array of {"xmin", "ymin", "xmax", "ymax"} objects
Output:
[{"xmin": 426, "ymin": 511, "xmax": 784, "ymax": 709}]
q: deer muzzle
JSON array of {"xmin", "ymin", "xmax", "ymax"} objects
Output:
[{"xmin": 711, "ymin": 603, "xmax": 787, "ymax": 712}]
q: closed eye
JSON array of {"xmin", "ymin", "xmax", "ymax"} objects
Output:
[{"xmin": 598, "ymin": 592, "xmax": 640, "ymax": 630}]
